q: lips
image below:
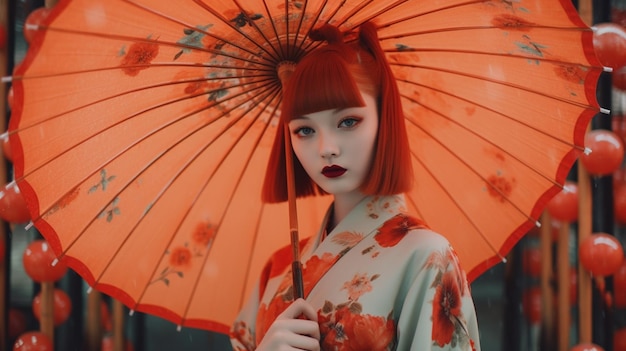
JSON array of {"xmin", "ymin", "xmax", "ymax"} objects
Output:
[{"xmin": 322, "ymin": 165, "xmax": 347, "ymax": 178}]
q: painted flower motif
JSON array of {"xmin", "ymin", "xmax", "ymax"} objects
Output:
[
  {"xmin": 256, "ymin": 294, "xmax": 292, "ymax": 344},
  {"xmin": 341, "ymin": 273, "xmax": 377, "ymax": 301},
  {"xmin": 120, "ymin": 40, "xmax": 159, "ymax": 76},
  {"xmin": 374, "ymin": 214, "xmax": 426, "ymax": 248},
  {"xmin": 230, "ymin": 320, "xmax": 254, "ymax": 350},
  {"xmin": 486, "ymin": 173, "xmax": 515, "ymax": 203},
  {"xmin": 319, "ymin": 303, "xmax": 394, "ymax": 350},
  {"xmin": 491, "ymin": 14, "xmax": 534, "ymax": 31},
  {"xmin": 168, "ymin": 246, "xmax": 192, "ymax": 269},
  {"xmin": 432, "ymin": 270, "xmax": 463, "ymax": 347},
  {"xmin": 302, "ymin": 252, "xmax": 338, "ymax": 296},
  {"xmin": 193, "ymin": 221, "xmax": 215, "ymax": 247}
]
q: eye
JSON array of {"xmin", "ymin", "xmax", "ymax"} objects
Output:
[
  {"xmin": 293, "ymin": 126, "xmax": 314, "ymax": 137},
  {"xmin": 339, "ymin": 117, "xmax": 361, "ymax": 128}
]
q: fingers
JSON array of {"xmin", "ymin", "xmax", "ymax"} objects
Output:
[
  {"xmin": 279, "ymin": 298, "xmax": 318, "ymax": 322},
  {"xmin": 256, "ymin": 299, "xmax": 321, "ymax": 351}
]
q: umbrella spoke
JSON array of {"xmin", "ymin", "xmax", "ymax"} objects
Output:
[
  {"xmin": 179, "ymin": 89, "xmax": 283, "ymax": 322},
  {"xmin": 118, "ymin": 86, "xmax": 281, "ymax": 317},
  {"xmin": 13, "ymin": 73, "xmax": 277, "ymax": 179},
  {"xmin": 124, "ymin": 0, "xmax": 279, "ymax": 66},
  {"xmin": 78, "ymin": 82, "xmax": 280, "ymax": 293},
  {"xmin": 29, "ymin": 76, "xmax": 277, "ymax": 235}
]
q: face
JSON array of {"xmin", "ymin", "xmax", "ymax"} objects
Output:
[{"xmin": 288, "ymin": 90, "xmax": 379, "ymax": 198}]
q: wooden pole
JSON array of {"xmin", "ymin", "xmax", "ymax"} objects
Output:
[
  {"xmin": 39, "ymin": 282, "xmax": 54, "ymax": 342},
  {"xmin": 87, "ymin": 291, "xmax": 102, "ymax": 351},
  {"xmin": 113, "ymin": 300, "xmax": 124, "ymax": 351},
  {"xmin": 557, "ymin": 222, "xmax": 571, "ymax": 351},
  {"xmin": 540, "ymin": 212, "xmax": 555, "ymax": 349},
  {"xmin": 578, "ymin": 154, "xmax": 593, "ymax": 343}
]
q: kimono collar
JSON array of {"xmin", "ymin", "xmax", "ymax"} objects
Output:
[{"xmin": 301, "ymin": 194, "xmax": 407, "ymax": 260}]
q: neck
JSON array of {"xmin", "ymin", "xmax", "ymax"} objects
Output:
[{"xmin": 328, "ymin": 192, "xmax": 367, "ymax": 231}]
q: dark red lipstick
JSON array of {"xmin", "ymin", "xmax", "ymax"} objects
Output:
[{"xmin": 322, "ymin": 165, "xmax": 347, "ymax": 178}]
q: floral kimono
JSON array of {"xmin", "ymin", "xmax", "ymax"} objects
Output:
[{"xmin": 231, "ymin": 195, "xmax": 481, "ymax": 350}]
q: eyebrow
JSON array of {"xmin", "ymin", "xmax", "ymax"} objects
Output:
[{"xmin": 292, "ymin": 107, "xmax": 347, "ymax": 120}]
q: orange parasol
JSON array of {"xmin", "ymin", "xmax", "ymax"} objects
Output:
[{"xmin": 6, "ymin": 0, "xmax": 603, "ymax": 333}]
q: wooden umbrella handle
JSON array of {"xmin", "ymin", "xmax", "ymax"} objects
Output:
[{"xmin": 39, "ymin": 282, "xmax": 55, "ymax": 342}]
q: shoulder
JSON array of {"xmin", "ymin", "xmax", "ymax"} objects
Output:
[{"xmin": 374, "ymin": 213, "xmax": 450, "ymax": 252}]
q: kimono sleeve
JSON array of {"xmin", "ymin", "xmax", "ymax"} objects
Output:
[
  {"xmin": 395, "ymin": 234, "xmax": 481, "ymax": 351},
  {"xmin": 230, "ymin": 282, "xmax": 260, "ymax": 351}
]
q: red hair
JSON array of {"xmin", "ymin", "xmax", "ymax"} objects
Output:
[{"xmin": 262, "ymin": 22, "xmax": 413, "ymax": 203}]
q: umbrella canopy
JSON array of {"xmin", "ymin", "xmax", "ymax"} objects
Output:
[{"xmin": 8, "ymin": 0, "xmax": 602, "ymax": 332}]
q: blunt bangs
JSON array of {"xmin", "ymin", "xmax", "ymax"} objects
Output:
[{"xmin": 282, "ymin": 46, "xmax": 365, "ymax": 121}]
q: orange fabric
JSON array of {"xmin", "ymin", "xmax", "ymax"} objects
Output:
[{"xmin": 9, "ymin": 0, "xmax": 602, "ymax": 332}]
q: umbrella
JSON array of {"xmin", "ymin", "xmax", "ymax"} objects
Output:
[{"xmin": 7, "ymin": 0, "xmax": 603, "ymax": 333}]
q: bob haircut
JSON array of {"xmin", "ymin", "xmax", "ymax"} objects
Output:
[{"xmin": 262, "ymin": 22, "xmax": 413, "ymax": 203}]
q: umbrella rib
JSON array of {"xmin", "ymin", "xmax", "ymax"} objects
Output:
[
  {"xmin": 34, "ymin": 25, "xmax": 274, "ymax": 69},
  {"xmin": 84, "ymin": 83, "xmax": 281, "ymax": 298},
  {"xmin": 27, "ymin": 78, "xmax": 278, "ymax": 234},
  {"xmin": 404, "ymin": 153, "xmax": 508, "ymax": 262},
  {"xmin": 401, "ymin": 80, "xmax": 588, "ymax": 183},
  {"xmin": 190, "ymin": 0, "xmax": 283, "ymax": 61},
  {"xmin": 14, "ymin": 62, "xmax": 274, "ymax": 82},
  {"xmin": 11, "ymin": 74, "xmax": 275, "ymax": 149},
  {"xmin": 180, "ymin": 89, "xmax": 283, "ymax": 323},
  {"xmin": 340, "ymin": 0, "xmax": 409, "ymax": 32},
  {"xmin": 401, "ymin": 90, "xmax": 575, "ymax": 231},
  {"xmin": 392, "ymin": 59, "xmax": 602, "ymax": 125},
  {"xmin": 124, "ymin": 0, "xmax": 280, "ymax": 63},
  {"xmin": 378, "ymin": 24, "xmax": 594, "ymax": 41},
  {"xmin": 292, "ymin": 0, "xmax": 329, "ymax": 61},
  {"xmin": 295, "ymin": 0, "xmax": 349, "ymax": 58},
  {"xmin": 131, "ymin": 86, "xmax": 282, "ymax": 321}
]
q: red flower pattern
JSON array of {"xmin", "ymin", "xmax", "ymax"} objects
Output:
[
  {"xmin": 319, "ymin": 304, "xmax": 394, "ymax": 351},
  {"xmin": 374, "ymin": 214, "xmax": 426, "ymax": 247},
  {"xmin": 192, "ymin": 221, "xmax": 215, "ymax": 247},
  {"xmin": 120, "ymin": 41, "xmax": 159, "ymax": 76},
  {"xmin": 168, "ymin": 246, "xmax": 192, "ymax": 269},
  {"xmin": 432, "ymin": 270, "xmax": 463, "ymax": 347}
]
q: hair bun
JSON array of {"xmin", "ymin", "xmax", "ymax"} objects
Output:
[{"xmin": 309, "ymin": 24, "xmax": 344, "ymax": 44}]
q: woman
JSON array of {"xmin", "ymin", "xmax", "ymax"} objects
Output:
[{"xmin": 230, "ymin": 22, "xmax": 481, "ymax": 351}]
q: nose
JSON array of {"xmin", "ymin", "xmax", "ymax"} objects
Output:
[{"xmin": 319, "ymin": 133, "xmax": 339, "ymax": 159}]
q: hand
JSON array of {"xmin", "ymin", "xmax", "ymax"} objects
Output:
[{"xmin": 256, "ymin": 298, "xmax": 321, "ymax": 351}]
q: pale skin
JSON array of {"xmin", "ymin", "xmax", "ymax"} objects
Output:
[{"xmin": 256, "ymin": 90, "xmax": 379, "ymax": 351}]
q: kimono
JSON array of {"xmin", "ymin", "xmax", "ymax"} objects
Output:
[{"xmin": 230, "ymin": 195, "xmax": 481, "ymax": 350}]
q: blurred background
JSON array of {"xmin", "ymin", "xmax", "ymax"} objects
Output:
[{"xmin": 2, "ymin": 0, "xmax": 626, "ymax": 350}]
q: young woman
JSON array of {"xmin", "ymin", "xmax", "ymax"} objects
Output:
[{"xmin": 230, "ymin": 22, "xmax": 481, "ymax": 351}]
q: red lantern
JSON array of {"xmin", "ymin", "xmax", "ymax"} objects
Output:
[
  {"xmin": 615, "ymin": 327, "xmax": 626, "ymax": 351},
  {"xmin": 32, "ymin": 288, "xmax": 72, "ymax": 326},
  {"xmin": 12, "ymin": 331, "xmax": 54, "ymax": 351},
  {"xmin": 570, "ymin": 343, "xmax": 605, "ymax": 351},
  {"xmin": 546, "ymin": 181, "xmax": 579, "ymax": 222},
  {"xmin": 22, "ymin": 240, "xmax": 68, "ymax": 283},
  {"xmin": 593, "ymin": 23, "xmax": 626, "ymax": 70},
  {"xmin": 614, "ymin": 261, "xmax": 626, "ymax": 308},
  {"xmin": 523, "ymin": 247, "xmax": 542, "ymax": 277},
  {"xmin": 580, "ymin": 129, "xmax": 624, "ymax": 176},
  {"xmin": 7, "ymin": 86, "xmax": 13, "ymax": 110},
  {"xmin": 579, "ymin": 233, "xmax": 624, "ymax": 276},
  {"xmin": 615, "ymin": 66, "xmax": 626, "ymax": 91},
  {"xmin": 2, "ymin": 134, "xmax": 13, "ymax": 163},
  {"xmin": 522, "ymin": 287, "xmax": 542, "ymax": 324},
  {"xmin": 0, "ymin": 235, "xmax": 5, "ymax": 262},
  {"xmin": 0, "ymin": 184, "xmax": 30, "ymax": 223},
  {"xmin": 23, "ymin": 7, "xmax": 52, "ymax": 44},
  {"xmin": 8, "ymin": 309, "xmax": 27, "ymax": 339}
]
